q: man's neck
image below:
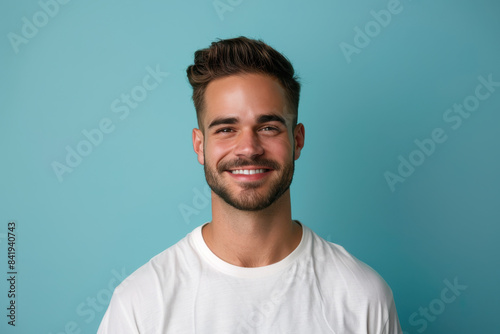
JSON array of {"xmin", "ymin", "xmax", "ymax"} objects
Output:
[{"xmin": 201, "ymin": 191, "xmax": 302, "ymax": 268}]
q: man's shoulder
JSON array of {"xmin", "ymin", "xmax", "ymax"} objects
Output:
[
  {"xmin": 305, "ymin": 226, "xmax": 401, "ymax": 333},
  {"xmin": 308, "ymin": 227, "xmax": 394, "ymax": 301},
  {"xmin": 98, "ymin": 226, "xmax": 204, "ymax": 333},
  {"xmin": 113, "ymin": 225, "xmax": 203, "ymax": 298}
]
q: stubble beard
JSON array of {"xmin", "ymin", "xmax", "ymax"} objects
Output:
[{"xmin": 204, "ymin": 156, "xmax": 295, "ymax": 211}]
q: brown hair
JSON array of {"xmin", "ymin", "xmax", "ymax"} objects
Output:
[{"xmin": 186, "ymin": 36, "xmax": 301, "ymax": 129}]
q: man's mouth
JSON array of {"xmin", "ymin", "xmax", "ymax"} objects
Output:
[{"xmin": 229, "ymin": 168, "xmax": 270, "ymax": 175}]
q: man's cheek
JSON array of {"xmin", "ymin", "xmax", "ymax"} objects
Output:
[
  {"xmin": 211, "ymin": 143, "xmax": 233, "ymax": 160},
  {"xmin": 265, "ymin": 141, "xmax": 292, "ymax": 158}
]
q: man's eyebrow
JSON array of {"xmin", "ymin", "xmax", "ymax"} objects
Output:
[
  {"xmin": 257, "ymin": 114, "xmax": 286, "ymax": 125},
  {"xmin": 207, "ymin": 114, "xmax": 287, "ymax": 129},
  {"xmin": 208, "ymin": 117, "xmax": 238, "ymax": 129}
]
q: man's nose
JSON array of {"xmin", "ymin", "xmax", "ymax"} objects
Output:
[{"xmin": 234, "ymin": 130, "xmax": 264, "ymax": 159}]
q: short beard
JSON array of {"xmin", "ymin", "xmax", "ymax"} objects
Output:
[{"xmin": 204, "ymin": 157, "xmax": 295, "ymax": 211}]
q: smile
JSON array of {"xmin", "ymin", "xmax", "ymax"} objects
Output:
[{"xmin": 230, "ymin": 169, "xmax": 269, "ymax": 175}]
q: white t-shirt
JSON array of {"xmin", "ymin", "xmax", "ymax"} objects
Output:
[{"xmin": 98, "ymin": 222, "xmax": 402, "ymax": 334}]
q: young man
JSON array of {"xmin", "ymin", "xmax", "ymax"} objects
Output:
[{"xmin": 98, "ymin": 37, "xmax": 402, "ymax": 333}]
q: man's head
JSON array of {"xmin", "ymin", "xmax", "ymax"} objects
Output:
[
  {"xmin": 187, "ymin": 37, "xmax": 304, "ymax": 212},
  {"xmin": 186, "ymin": 36, "xmax": 301, "ymax": 131}
]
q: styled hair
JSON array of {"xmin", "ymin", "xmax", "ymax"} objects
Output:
[{"xmin": 186, "ymin": 36, "xmax": 301, "ymax": 129}]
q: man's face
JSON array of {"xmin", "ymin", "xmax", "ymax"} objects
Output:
[{"xmin": 192, "ymin": 73, "xmax": 305, "ymax": 211}]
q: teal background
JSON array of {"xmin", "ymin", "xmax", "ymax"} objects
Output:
[{"xmin": 1, "ymin": 0, "xmax": 499, "ymax": 333}]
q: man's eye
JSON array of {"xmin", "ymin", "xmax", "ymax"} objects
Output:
[
  {"xmin": 261, "ymin": 126, "xmax": 279, "ymax": 132},
  {"xmin": 215, "ymin": 128, "xmax": 233, "ymax": 133}
]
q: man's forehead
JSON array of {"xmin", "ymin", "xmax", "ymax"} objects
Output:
[{"xmin": 201, "ymin": 73, "xmax": 293, "ymax": 129}]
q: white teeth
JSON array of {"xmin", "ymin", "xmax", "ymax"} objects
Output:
[{"xmin": 231, "ymin": 169, "xmax": 266, "ymax": 175}]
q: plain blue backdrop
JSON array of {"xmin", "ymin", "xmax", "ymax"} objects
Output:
[{"xmin": 1, "ymin": 0, "xmax": 499, "ymax": 333}]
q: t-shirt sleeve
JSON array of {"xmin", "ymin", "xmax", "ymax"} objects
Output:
[
  {"xmin": 97, "ymin": 291, "xmax": 139, "ymax": 334},
  {"xmin": 379, "ymin": 298, "xmax": 403, "ymax": 334},
  {"xmin": 317, "ymin": 240, "xmax": 404, "ymax": 334}
]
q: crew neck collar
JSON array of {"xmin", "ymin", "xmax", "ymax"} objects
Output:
[{"xmin": 191, "ymin": 221, "xmax": 309, "ymax": 279}]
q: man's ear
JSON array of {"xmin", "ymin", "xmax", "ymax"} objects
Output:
[
  {"xmin": 293, "ymin": 123, "xmax": 305, "ymax": 160},
  {"xmin": 192, "ymin": 128, "xmax": 205, "ymax": 165}
]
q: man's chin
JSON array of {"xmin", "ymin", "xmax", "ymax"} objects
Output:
[
  {"xmin": 211, "ymin": 188, "xmax": 271, "ymax": 211},
  {"xmin": 223, "ymin": 199, "xmax": 274, "ymax": 212},
  {"xmin": 218, "ymin": 185, "xmax": 291, "ymax": 212},
  {"xmin": 235, "ymin": 180, "xmax": 267, "ymax": 191}
]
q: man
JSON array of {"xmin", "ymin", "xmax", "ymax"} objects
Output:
[{"xmin": 98, "ymin": 36, "xmax": 402, "ymax": 333}]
